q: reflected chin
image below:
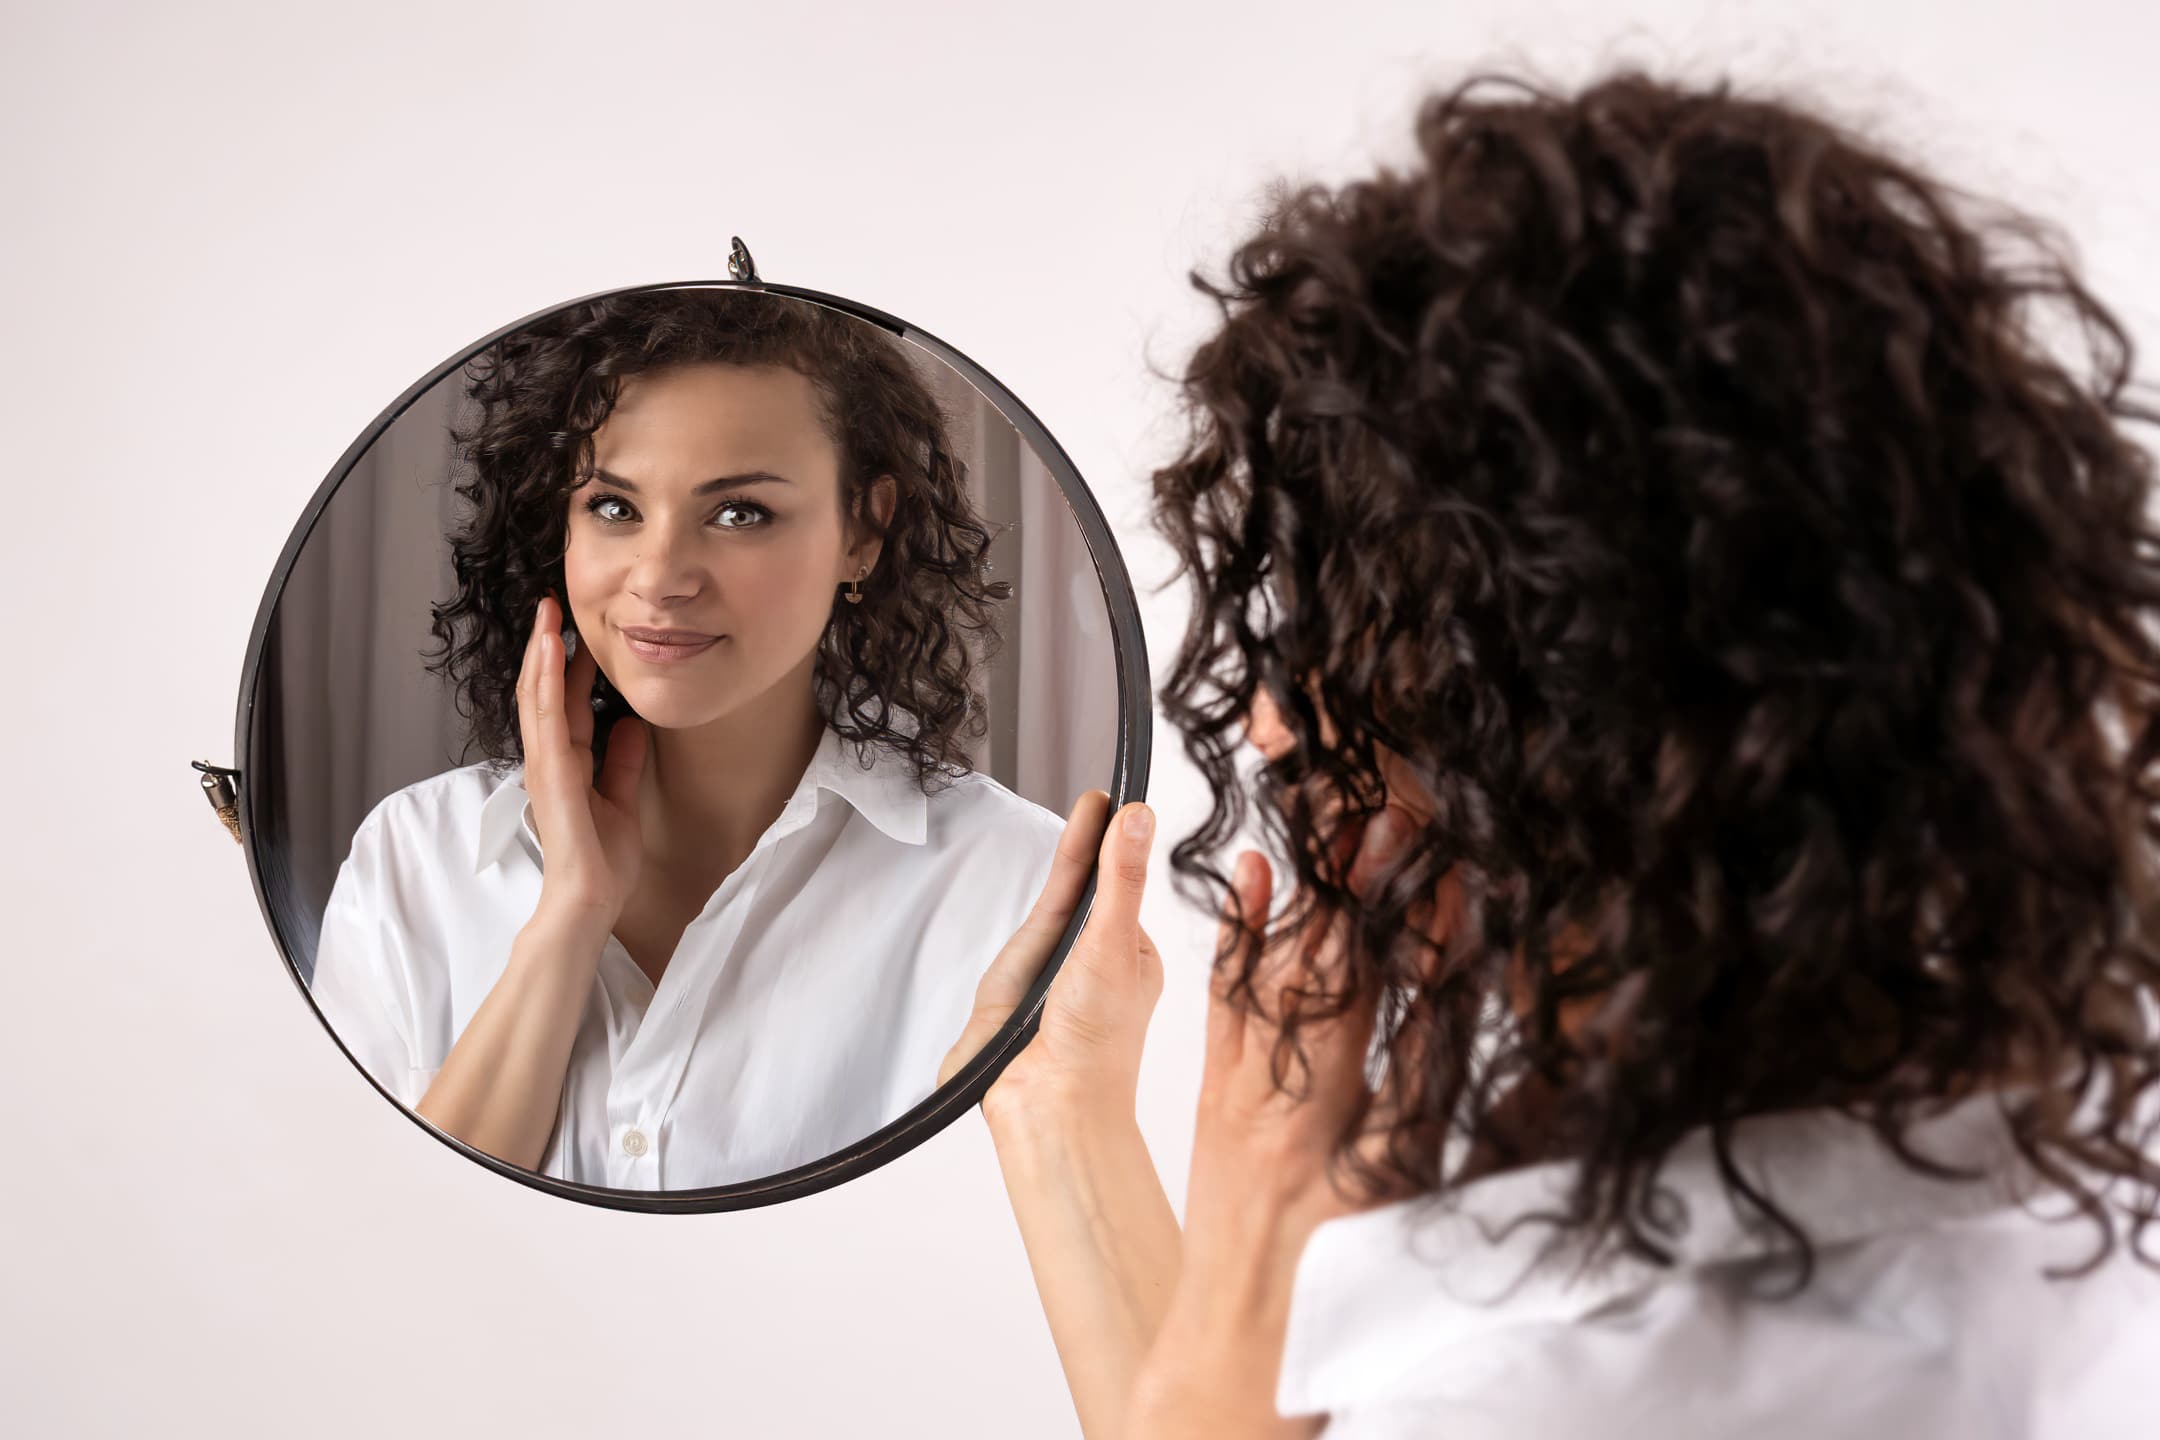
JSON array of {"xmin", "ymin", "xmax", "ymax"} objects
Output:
[{"xmin": 611, "ymin": 688, "xmax": 735, "ymax": 731}]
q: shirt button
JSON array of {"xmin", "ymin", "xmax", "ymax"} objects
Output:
[{"xmin": 621, "ymin": 1127, "xmax": 650, "ymax": 1158}]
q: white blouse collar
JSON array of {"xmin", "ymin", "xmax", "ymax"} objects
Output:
[
  {"xmin": 471, "ymin": 726, "xmax": 931, "ymax": 875},
  {"xmin": 1275, "ymin": 1091, "xmax": 2042, "ymax": 1419}
]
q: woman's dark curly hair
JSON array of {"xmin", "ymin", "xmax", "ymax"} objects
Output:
[
  {"xmin": 427, "ymin": 286, "xmax": 1010, "ymax": 786},
  {"xmin": 1155, "ymin": 70, "xmax": 2160, "ymax": 1281}
]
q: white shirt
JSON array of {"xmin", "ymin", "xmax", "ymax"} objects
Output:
[
  {"xmin": 306, "ymin": 728, "xmax": 1064, "ymax": 1189},
  {"xmin": 1278, "ymin": 1094, "xmax": 2160, "ymax": 1438}
]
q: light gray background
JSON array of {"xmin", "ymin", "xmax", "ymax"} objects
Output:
[{"xmin": 5, "ymin": 3, "xmax": 2156, "ymax": 1437}]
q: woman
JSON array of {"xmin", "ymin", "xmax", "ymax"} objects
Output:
[
  {"xmin": 964, "ymin": 71, "xmax": 2160, "ymax": 1438},
  {"xmin": 308, "ymin": 287, "xmax": 1065, "ymax": 1190}
]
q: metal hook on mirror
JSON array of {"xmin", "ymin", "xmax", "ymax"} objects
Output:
[
  {"xmin": 728, "ymin": 237, "xmax": 758, "ymax": 283},
  {"xmin": 192, "ymin": 760, "xmax": 243, "ymax": 844}
]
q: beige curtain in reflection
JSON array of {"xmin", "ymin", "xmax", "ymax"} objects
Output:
[
  {"xmin": 271, "ymin": 381, "xmax": 468, "ymax": 963},
  {"xmin": 917, "ymin": 358, "xmax": 1118, "ymax": 809}
]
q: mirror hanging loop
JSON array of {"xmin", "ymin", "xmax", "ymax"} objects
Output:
[{"xmin": 192, "ymin": 760, "xmax": 243, "ymax": 844}]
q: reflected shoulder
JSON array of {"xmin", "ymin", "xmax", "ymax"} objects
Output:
[
  {"xmin": 925, "ymin": 769, "xmax": 1068, "ymax": 857},
  {"xmin": 349, "ymin": 758, "xmax": 518, "ymax": 847}
]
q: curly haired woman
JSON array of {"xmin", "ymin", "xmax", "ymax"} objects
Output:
[
  {"xmin": 307, "ymin": 287, "xmax": 1064, "ymax": 1190},
  {"xmin": 961, "ymin": 71, "xmax": 2160, "ymax": 1439}
]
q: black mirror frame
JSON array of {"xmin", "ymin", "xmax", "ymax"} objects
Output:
[{"xmin": 229, "ymin": 276, "xmax": 1152, "ymax": 1213}]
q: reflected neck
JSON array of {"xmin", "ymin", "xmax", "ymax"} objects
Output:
[{"xmin": 635, "ymin": 659, "xmax": 827, "ymax": 876}]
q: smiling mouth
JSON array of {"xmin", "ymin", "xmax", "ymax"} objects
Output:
[{"xmin": 619, "ymin": 627, "xmax": 725, "ymax": 663}]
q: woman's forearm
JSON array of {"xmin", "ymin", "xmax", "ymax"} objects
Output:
[
  {"xmin": 414, "ymin": 905, "xmax": 609, "ymax": 1170},
  {"xmin": 1124, "ymin": 1206, "xmax": 1325, "ymax": 1440},
  {"xmin": 985, "ymin": 1092, "xmax": 1182, "ymax": 1440}
]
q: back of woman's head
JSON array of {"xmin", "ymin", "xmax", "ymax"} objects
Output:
[
  {"xmin": 1154, "ymin": 70, "xmax": 2160, "ymax": 1275},
  {"xmin": 430, "ymin": 287, "xmax": 1009, "ymax": 784}
]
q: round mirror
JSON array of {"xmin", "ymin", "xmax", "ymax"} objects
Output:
[{"xmin": 229, "ymin": 273, "xmax": 1148, "ymax": 1211}]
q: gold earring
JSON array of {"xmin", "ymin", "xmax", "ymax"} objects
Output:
[{"xmin": 846, "ymin": 563, "xmax": 869, "ymax": 605}]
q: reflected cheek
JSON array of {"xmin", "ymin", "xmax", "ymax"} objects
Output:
[
  {"xmin": 559, "ymin": 547, "xmax": 617, "ymax": 642},
  {"xmin": 726, "ymin": 553, "xmax": 818, "ymax": 633}
]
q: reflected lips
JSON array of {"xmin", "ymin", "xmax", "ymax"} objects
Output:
[{"xmin": 619, "ymin": 626, "xmax": 723, "ymax": 663}]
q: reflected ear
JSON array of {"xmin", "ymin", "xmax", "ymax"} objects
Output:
[{"xmin": 848, "ymin": 474, "xmax": 899, "ymax": 571}]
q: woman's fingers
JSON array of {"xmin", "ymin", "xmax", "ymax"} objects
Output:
[
  {"xmin": 1210, "ymin": 812, "xmax": 1401, "ymax": 1117},
  {"xmin": 1294, "ymin": 812, "xmax": 1407, "ymax": 1106},
  {"xmin": 595, "ymin": 716, "xmax": 649, "ymax": 814},
  {"xmin": 1347, "ymin": 805, "xmax": 1411, "ymax": 899},
  {"xmin": 564, "ymin": 626, "xmax": 598, "ymax": 752},
  {"xmin": 939, "ymin": 791, "xmax": 1114, "ymax": 1089},
  {"xmin": 1205, "ymin": 850, "xmax": 1273, "ymax": 1081},
  {"xmin": 528, "ymin": 600, "xmax": 570, "ymax": 784},
  {"xmin": 1087, "ymin": 803, "xmax": 1155, "ymax": 982},
  {"xmin": 972, "ymin": 794, "xmax": 1105, "ymax": 997},
  {"xmin": 1016, "ymin": 790, "xmax": 1114, "ymax": 956},
  {"xmin": 970, "ymin": 791, "xmax": 1112, "ymax": 1004},
  {"xmin": 522, "ymin": 599, "xmax": 566, "ymax": 795},
  {"xmin": 514, "ymin": 595, "xmax": 550, "ymax": 770}
]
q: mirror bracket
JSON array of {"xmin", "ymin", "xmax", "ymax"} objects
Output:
[
  {"xmin": 727, "ymin": 236, "xmax": 758, "ymax": 283},
  {"xmin": 192, "ymin": 760, "xmax": 244, "ymax": 844}
]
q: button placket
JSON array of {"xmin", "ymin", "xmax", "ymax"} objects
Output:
[{"xmin": 604, "ymin": 798, "xmax": 816, "ymax": 1177}]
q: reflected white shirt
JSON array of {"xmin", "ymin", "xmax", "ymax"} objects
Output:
[
  {"xmin": 1278, "ymin": 1094, "xmax": 2159, "ymax": 1438},
  {"xmin": 307, "ymin": 728, "xmax": 1064, "ymax": 1190}
]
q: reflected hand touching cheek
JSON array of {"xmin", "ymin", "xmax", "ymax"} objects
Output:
[
  {"xmin": 520, "ymin": 595, "xmax": 651, "ymax": 923},
  {"xmin": 408, "ymin": 594, "xmax": 651, "ymax": 1168}
]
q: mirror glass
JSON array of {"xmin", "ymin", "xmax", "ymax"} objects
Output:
[{"xmin": 240, "ymin": 283, "xmax": 1138, "ymax": 1205}]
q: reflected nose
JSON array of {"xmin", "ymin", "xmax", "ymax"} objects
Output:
[{"xmin": 623, "ymin": 525, "xmax": 707, "ymax": 606}]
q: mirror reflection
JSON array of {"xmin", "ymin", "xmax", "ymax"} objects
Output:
[{"xmin": 253, "ymin": 286, "xmax": 1121, "ymax": 1190}]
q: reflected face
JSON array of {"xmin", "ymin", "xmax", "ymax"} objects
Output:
[{"xmin": 564, "ymin": 363, "xmax": 873, "ymax": 731}]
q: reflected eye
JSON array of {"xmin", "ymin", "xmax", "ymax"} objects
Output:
[
  {"xmin": 585, "ymin": 493, "xmax": 636, "ymax": 524},
  {"xmin": 580, "ymin": 492, "xmax": 771, "ymax": 531},
  {"xmin": 712, "ymin": 500, "xmax": 773, "ymax": 531}
]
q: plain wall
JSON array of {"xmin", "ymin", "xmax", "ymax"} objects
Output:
[{"xmin": 4, "ymin": 2, "xmax": 2156, "ymax": 1435}]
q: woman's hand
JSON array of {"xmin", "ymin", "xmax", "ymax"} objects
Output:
[
  {"xmin": 1128, "ymin": 809, "xmax": 1422, "ymax": 1440},
  {"xmin": 937, "ymin": 791, "xmax": 1163, "ymax": 1120},
  {"xmin": 941, "ymin": 793, "xmax": 1179, "ymax": 1440},
  {"xmin": 517, "ymin": 595, "xmax": 651, "ymax": 926}
]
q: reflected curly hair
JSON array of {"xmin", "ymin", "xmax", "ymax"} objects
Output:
[
  {"xmin": 426, "ymin": 286, "xmax": 1010, "ymax": 786},
  {"xmin": 1155, "ymin": 70, "xmax": 2160, "ymax": 1281}
]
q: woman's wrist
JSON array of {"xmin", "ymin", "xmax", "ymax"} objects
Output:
[
  {"xmin": 528, "ymin": 891, "xmax": 620, "ymax": 942},
  {"xmin": 983, "ymin": 1083, "xmax": 1145, "ymax": 1187},
  {"xmin": 517, "ymin": 900, "xmax": 617, "ymax": 976},
  {"xmin": 1124, "ymin": 1240, "xmax": 1319, "ymax": 1440},
  {"xmin": 1120, "ymin": 1192, "xmax": 1326, "ymax": 1440},
  {"xmin": 983, "ymin": 1073, "xmax": 1182, "ymax": 1440},
  {"xmin": 981, "ymin": 1062, "xmax": 1139, "ymax": 1148}
]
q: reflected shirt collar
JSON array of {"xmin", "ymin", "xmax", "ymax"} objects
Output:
[{"xmin": 471, "ymin": 727, "xmax": 930, "ymax": 875}]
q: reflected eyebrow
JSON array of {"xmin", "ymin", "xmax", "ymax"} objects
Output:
[{"xmin": 589, "ymin": 467, "xmax": 793, "ymax": 495}]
